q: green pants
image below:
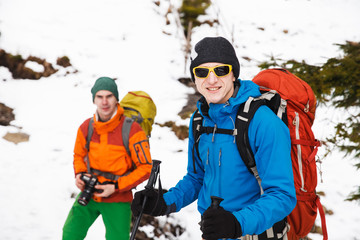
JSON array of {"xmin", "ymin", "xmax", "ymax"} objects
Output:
[{"xmin": 62, "ymin": 195, "xmax": 131, "ymax": 240}]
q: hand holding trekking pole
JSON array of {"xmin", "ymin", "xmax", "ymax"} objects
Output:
[
  {"xmin": 130, "ymin": 160, "xmax": 162, "ymax": 240},
  {"xmin": 200, "ymin": 196, "xmax": 223, "ymax": 240},
  {"xmin": 201, "ymin": 196, "xmax": 242, "ymax": 240}
]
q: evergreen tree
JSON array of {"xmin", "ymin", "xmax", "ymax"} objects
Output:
[{"xmin": 179, "ymin": 0, "xmax": 211, "ymax": 37}]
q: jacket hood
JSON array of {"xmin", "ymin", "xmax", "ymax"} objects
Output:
[{"xmin": 197, "ymin": 79, "xmax": 261, "ymax": 120}]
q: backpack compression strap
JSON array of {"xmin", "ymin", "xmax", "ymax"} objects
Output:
[{"xmin": 123, "ymin": 106, "xmax": 144, "ymax": 123}]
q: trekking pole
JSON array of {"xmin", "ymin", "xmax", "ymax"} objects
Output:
[{"xmin": 130, "ymin": 159, "xmax": 161, "ymax": 240}]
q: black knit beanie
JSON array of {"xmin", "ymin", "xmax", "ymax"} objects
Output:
[
  {"xmin": 190, "ymin": 37, "xmax": 240, "ymax": 82},
  {"xmin": 91, "ymin": 77, "xmax": 119, "ymax": 102}
]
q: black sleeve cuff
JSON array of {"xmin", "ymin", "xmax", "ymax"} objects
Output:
[{"xmin": 165, "ymin": 203, "xmax": 177, "ymax": 215}]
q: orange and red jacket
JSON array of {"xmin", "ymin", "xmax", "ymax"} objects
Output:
[{"xmin": 73, "ymin": 104, "xmax": 152, "ymax": 203}]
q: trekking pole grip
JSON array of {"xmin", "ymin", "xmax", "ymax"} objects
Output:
[
  {"xmin": 145, "ymin": 160, "xmax": 161, "ymax": 190},
  {"xmin": 130, "ymin": 159, "xmax": 161, "ymax": 240},
  {"xmin": 200, "ymin": 196, "xmax": 224, "ymax": 240},
  {"xmin": 210, "ymin": 196, "xmax": 223, "ymax": 209}
]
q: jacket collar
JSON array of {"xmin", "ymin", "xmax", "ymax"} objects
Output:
[
  {"xmin": 197, "ymin": 79, "xmax": 261, "ymax": 121},
  {"xmin": 93, "ymin": 103, "xmax": 124, "ymax": 134}
]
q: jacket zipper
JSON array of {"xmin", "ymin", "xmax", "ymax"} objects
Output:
[
  {"xmin": 206, "ymin": 148, "xmax": 209, "ymax": 165},
  {"xmin": 218, "ymin": 148, "xmax": 222, "ymax": 197}
]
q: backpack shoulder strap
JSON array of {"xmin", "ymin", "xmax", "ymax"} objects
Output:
[
  {"xmin": 235, "ymin": 91, "xmax": 284, "ymax": 173},
  {"xmin": 191, "ymin": 109, "xmax": 204, "ymax": 174},
  {"xmin": 192, "ymin": 109, "xmax": 203, "ymax": 142},
  {"xmin": 86, "ymin": 117, "xmax": 94, "ymax": 151},
  {"xmin": 235, "ymin": 97, "xmax": 265, "ymax": 171},
  {"xmin": 122, "ymin": 116, "xmax": 134, "ymax": 157},
  {"xmin": 235, "ymin": 97, "xmax": 267, "ymax": 193},
  {"xmin": 85, "ymin": 117, "xmax": 94, "ymax": 173}
]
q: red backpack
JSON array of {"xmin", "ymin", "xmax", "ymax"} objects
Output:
[{"xmin": 252, "ymin": 68, "xmax": 327, "ymax": 240}]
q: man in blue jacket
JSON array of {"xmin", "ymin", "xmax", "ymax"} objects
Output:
[{"xmin": 131, "ymin": 36, "xmax": 296, "ymax": 240}]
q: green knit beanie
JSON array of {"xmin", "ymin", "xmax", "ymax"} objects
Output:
[{"xmin": 91, "ymin": 77, "xmax": 119, "ymax": 102}]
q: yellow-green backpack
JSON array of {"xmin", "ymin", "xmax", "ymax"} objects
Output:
[{"xmin": 120, "ymin": 91, "xmax": 157, "ymax": 138}]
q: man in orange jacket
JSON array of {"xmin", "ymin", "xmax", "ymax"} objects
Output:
[{"xmin": 62, "ymin": 77, "xmax": 152, "ymax": 240}]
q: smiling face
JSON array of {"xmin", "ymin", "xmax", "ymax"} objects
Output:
[
  {"xmin": 94, "ymin": 90, "xmax": 118, "ymax": 122},
  {"xmin": 194, "ymin": 62, "xmax": 235, "ymax": 104}
]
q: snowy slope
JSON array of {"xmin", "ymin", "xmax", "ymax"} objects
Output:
[{"xmin": 0, "ymin": 0, "xmax": 360, "ymax": 239}]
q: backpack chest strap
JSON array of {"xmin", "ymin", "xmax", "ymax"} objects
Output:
[
  {"xmin": 199, "ymin": 126, "xmax": 237, "ymax": 137},
  {"xmin": 90, "ymin": 168, "xmax": 131, "ymax": 181}
]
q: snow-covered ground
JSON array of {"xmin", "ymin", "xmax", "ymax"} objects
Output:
[{"xmin": 0, "ymin": 0, "xmax": 360, "ymax": 239}]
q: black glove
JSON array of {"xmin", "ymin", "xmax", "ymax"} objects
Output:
[
  {"xmin": 201, "ymin": 207, "xmax": 242, "ymax": 240},
  {"xmin": 131, "ymin": 188, "xmax": 168, "ymax": 217}
]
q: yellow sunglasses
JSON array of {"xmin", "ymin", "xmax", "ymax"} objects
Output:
[{"xmin": 193, "ymin": 64, "xmax": 233, "ymax": 79}]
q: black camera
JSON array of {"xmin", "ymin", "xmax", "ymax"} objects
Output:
[{"xmin": 78, "ymin": 173, "xmax": 103, "ymax": 206}]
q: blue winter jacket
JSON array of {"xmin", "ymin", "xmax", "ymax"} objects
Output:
[{"xmin": 163, "ymin": 80, "xmax": 296, "ymax": 237}]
